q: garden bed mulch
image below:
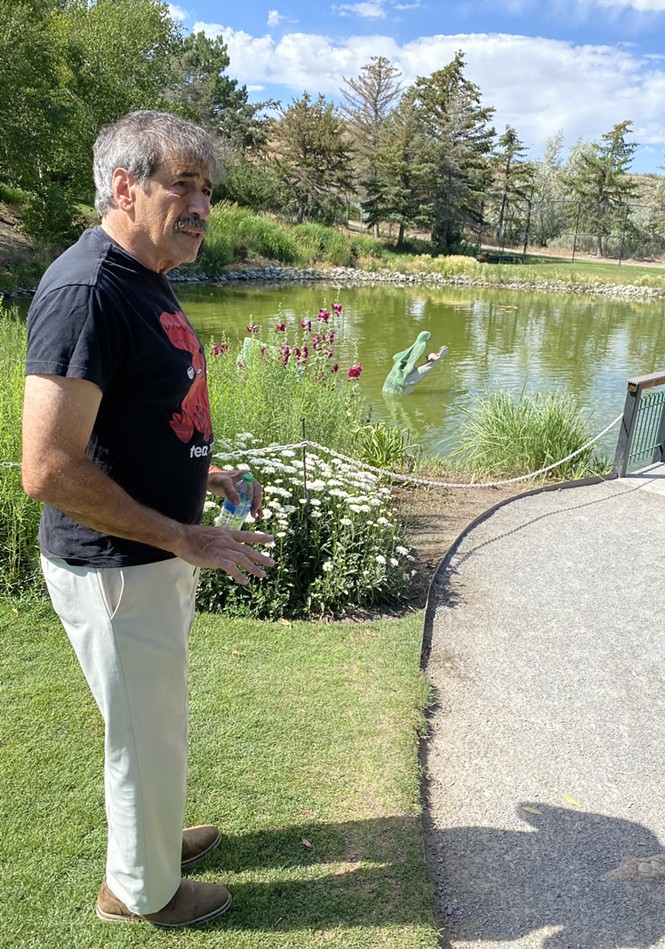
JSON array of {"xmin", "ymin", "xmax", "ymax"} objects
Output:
[{"xmin": 397, "ymin": 478, "xmax": 527, "ymax": 610}]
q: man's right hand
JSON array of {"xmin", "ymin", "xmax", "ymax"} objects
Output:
[{"xmin": 174, "ymin": 524, "xmax": 275, "ymax": 585}]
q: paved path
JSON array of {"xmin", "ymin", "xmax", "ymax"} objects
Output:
[{"xmin": 423, "ymin": 465, "xmax": 665, "ymax": 949}]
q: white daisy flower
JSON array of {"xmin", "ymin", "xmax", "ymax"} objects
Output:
[
  {"xmin": 375, "ymin": 555, "xmax": 386, "ymax": 564},
  {"xmin": 322, "ymin": 561, "xmax": 334, "ymax": 572}
]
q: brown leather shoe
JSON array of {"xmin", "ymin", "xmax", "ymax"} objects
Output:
[
  {"xmin": 181, "ymin": 824, "xmax": 221, "ymax": 867},
  {"xmin": 96, "ymin": 878, "xmax": 232, "ymax": 928}
]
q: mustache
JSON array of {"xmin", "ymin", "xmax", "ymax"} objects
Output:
[{"xmin": 173, "ymin": 216, "xmax": 208, "ymax": 234}]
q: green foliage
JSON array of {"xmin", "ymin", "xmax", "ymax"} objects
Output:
[
  {"xmin": 0, "ymin": 307, "xmax": 43, "ymax": 599},
  {"xmin": 412, "ymin": 51, "xmax": 496, "ymax": 250},
  {"xmin": 199, "ymin": 203, "xmax": 381, "ymax": 271},
  {"xmin": 19, "ymin": 182, "xmax": 85, "ymax": 244},
  {"xmin": 292, "ymin": 222, "xmax": 353, "ymax": 265},
  {"xmin": 0, "ymin": 181, "xmax": 31, "ymax": 206},
  {"xmin": 355, "ymin": 420, "xmax": 422, "ymax": 473},
  {"xmin": 215, "ymin": 154, "xmax": 280, "ymax": 210},
  {"xmin": 206, "ymin": 311, "xmax": 369, "ymax": 452},
  {"xmin": 562, "ymin": 121, "xmax": 639, "ymax": 257},
  {"xmin": 455, "ymin": 389, "xmax": 604, "ymax": 480},
  {"xmin": 205, "ymin": 203, "xmax": 300, "ymax": 265},
  {"xmin": 271, "ymin": 92, "xmax": 355, "ymax": 224},
  {"xmin": 197, "ymin": 443, "xmax": 412, "ymax": 618}
]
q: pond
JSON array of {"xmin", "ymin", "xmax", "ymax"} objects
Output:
[{"xmin": 178, "ymin": 281, "xmax": 665, "ymax": 459}]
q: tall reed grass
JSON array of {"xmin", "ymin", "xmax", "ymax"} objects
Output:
[
  {"xmin": 200, "ymin": 202, "xmax": 386, "ymax": 273},
  {"xmin": 455, "ymin": 389, "xmax": 606, "ymax": 480}
]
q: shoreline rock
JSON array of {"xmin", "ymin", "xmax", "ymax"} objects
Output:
[{"xmin": 2, "ymin": 262, "xmax": 664, "ymax": 302}]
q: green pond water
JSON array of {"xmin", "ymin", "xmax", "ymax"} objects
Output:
[{"xmin": 177, "ymin": 281, "xmax": 665, "ymax": 459}]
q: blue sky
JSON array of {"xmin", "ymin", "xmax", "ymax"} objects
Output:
[{"xmin": 168, "ymin": 0, "xmax": 665, "ymax": 174}]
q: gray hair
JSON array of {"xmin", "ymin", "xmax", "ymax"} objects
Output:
[{"xmin": 93, "ymin": 111, "xmax": 220, "ymax": 215}]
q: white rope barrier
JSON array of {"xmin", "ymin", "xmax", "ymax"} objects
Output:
[
  {"xmin": 2, "ymin": 415, "xmax": 621, "ymax": 487},
  {"xmin": 214, "ymin": 412, "xmax": 623, "ymax": 489}
]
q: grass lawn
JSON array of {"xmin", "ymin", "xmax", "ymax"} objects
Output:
[{"xmin": 0, "ymin": 600, "xmax": 438, "ymax": 949}]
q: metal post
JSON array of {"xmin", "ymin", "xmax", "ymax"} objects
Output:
[
  {"xmin": 618, "ymin": 205, "xmax": 629, "ymax": 266},
  {"xmin": 571, "ymin": 202, "xmax": 582, "ymax": 263},
  {"xmin": 653, "ymin": 398, "xmax": 665, "ymax": 464},
  {"xmin": 301, "ymin": 416, "xmax": 310, "ymax": 551},
  {"xmin": 522, "ymin": 196, "xmax": 532, "ymax": 261},
  {"xmin": 613, "ymin": 382, "xmax": 643, "ymax": 477}
]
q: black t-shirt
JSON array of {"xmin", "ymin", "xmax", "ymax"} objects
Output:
[{"xmin": 25, "ymin": 226, "xmax": 213, "ymax": 566}]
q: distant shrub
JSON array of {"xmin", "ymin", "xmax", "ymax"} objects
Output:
[{"xmin": 292, "ymin": 222, "xmax": 352, "ymax": 266}]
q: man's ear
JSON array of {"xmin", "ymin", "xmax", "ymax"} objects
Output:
[{"xmin": 111, "ymin": 167, "xmax": 137, "ymax": 211}]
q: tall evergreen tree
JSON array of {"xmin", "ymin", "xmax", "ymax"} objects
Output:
[
  {"xmin": 563, "ymin": 120, "xmax": 638, "ymax": 256},
  {"xmin": 270, "ymin": 92, "xmax": 354, "ymax": 224},
  {"xmin": 363, "ymin": 92, "xmax": 435, "ymax": 245},
  {"xmin": 490, "ymin": 125, "xmax": 534, "ymax": 247},
  {"xmin": 340, "ymin": 56, "xmax": 403, "ymax": 234},
  {"xmin": 412, "ymin": 52, "xmax": 496, "ymax": 250}
]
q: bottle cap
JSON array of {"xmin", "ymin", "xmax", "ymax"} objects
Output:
[{"xmin": 241, "ymin": 472, "xmax": 254, "ymax": 482}]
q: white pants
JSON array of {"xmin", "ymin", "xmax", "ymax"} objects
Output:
[{"xmin": 41, "ymin": 555, "xmax": 199, "ymax": 914}]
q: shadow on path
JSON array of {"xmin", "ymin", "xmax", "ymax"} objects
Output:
[{"xmin": 428, "ymin": 805, "xmax": 665, "ymax": 948}]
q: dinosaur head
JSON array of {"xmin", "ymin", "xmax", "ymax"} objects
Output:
[{"xmin": 393, "ymin": 331, "xmax": 432, "ymax": 379}]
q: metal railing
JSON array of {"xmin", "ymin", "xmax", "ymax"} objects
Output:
[{"xmin": 613, "ymin": 371, "xmax": 665, "ymax": 476}]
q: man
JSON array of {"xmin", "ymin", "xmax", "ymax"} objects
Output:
[{"xmin": 21, "ymin": 111, "xmax": 274, "ymax": 928}]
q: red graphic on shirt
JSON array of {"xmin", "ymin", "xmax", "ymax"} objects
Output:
[{"xmin": 159, "ymin": 310, "xmax": 212, "ymax": 443}]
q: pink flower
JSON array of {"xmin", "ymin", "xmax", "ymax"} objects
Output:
[
  {"xmin": 279, "ymin": 343, "xmax": 291, "ymax": 366},
  {"xmin": 312, "ymin": 334, "xmax": 322, "ymax": 350},
  {"xmin": 348, "ymin": 364, "xmax": 363, "ymax": 379},
  {"xmin": 327, "ymin": 349, "xmax": 335, "ymax": 359},
  {"xmin": 246, "ymin": 322, "xmax": 259, "ymax": 334},
  {"xmin": 274, "ymin": 322, "xmax": 286, "ymax": 332},
  {"xmin": 318, "ymin": 309, "xmax": 330, "ymax": 323},
  {"xmin": 332, "ymin": 302, "xmax": 342, "ymax": 314},
  {"xmin": 331, "ymin": 363, "xmax": 339, "ymax": 373},
  {"xmin": 211, "ymin": 342, "xmax": 228, "ymax": 356},
  {"xmin": 301, "ymin": 319, "xmax": 312, "ymax": 332}
]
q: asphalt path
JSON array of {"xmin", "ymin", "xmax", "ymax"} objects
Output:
[{"xmin": 423, "ymin": 467, "xmax": 665, "ymax": 949}]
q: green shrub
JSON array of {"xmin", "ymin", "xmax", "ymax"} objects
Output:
[
  {"xmin": 349, "ymin": 234, "xmax": 385, "ymax": 260},
  {"xmin": 197, "ymin": 442, "xmax": 412, "ymax": 618},
  {"xmin": 0, "ymin": 181, "xmax": 31, "ymax": 206},
  {"xmin": 454, "ymin": 389, "xmax": 604, "ymax": 480},
  {"xmin": 0, "ymin": 307, "xmax": 43, "ymax": 599},
  {"xmin": 355, "ymin": 420, "xmax": 422, "ymax": 474},
  {"xmin": 292, "ymin": 222, "xmax": 352, "ymax": 266},
  {"xmin": 205, "ymin": 203, "xmax": 300, "ymax": 267}
]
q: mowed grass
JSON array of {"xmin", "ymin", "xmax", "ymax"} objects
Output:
[{"xmin": 0, "ymin": 601, "xmax": 437, "ymax": 949}]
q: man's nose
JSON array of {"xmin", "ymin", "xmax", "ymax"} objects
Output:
[{"xmin": 189, "ymin": 190, "xmax": 211, "ymax": 219}]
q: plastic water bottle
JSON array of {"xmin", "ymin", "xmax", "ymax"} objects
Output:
[{"xmin": 216, "ymin": 473, "xmax": 255, "ymax": 529}]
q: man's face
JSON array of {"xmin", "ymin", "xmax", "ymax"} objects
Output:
[{"xmin": 129, "ymin": 158, "xmax": 213, "ymax": 274}]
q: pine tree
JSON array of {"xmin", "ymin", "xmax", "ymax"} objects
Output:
[
  {"xmin": 412, "ymin": 52, "xmax": 496, "ymax": 251},
  {"xmin": 340, "ymin": 56, "xmax": 403, "ymax": 234},
  {"xmin": 270, "ymin": 92, "xmax": 355, "ymax": 224},
  {"xmin": 490, "ymin": 126, "xmax": 534, "ymax": 247},
  {"xmin": 563, "ymin": 120, "xmax": 638, "ymax": 257},
  {"xmin": 363, "ymin": 92, "xmax": 436, "ymax": 245}
]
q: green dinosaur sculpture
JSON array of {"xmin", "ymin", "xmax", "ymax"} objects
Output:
[{"xmin": 382, "ymin": 331, "xmax": 448, "ymax": 394}]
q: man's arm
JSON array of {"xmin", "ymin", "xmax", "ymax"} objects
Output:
[{"xmin": 22, "ymin": 374, "xmax": 273, "ymax": 584}]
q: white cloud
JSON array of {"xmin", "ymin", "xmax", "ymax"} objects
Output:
[
  {"xmin": 332, "ymin": 2, "xmax": 387, "ymax": 17},
  {"xmin": 193, "ymin": 23, "xmax": 665, "ymax": 167},
  {"xmin": 594, "ymin": 0, "xmax": 665, "ymax": 9},
  {"xmin": 267, "ymin": 9, "xmax": 287, "ymax": 28},
  {"xmin": 167, "ymin": 4, "xmax": 188, "ymax": 21}
]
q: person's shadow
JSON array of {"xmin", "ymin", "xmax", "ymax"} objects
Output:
[
  {"xmin": 427, "ymin": 804, "xmax": 665, "ymax": 948},
  {"xmin": 188, "ymin": 809, "xmax": 665, "ymax": 946}
]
